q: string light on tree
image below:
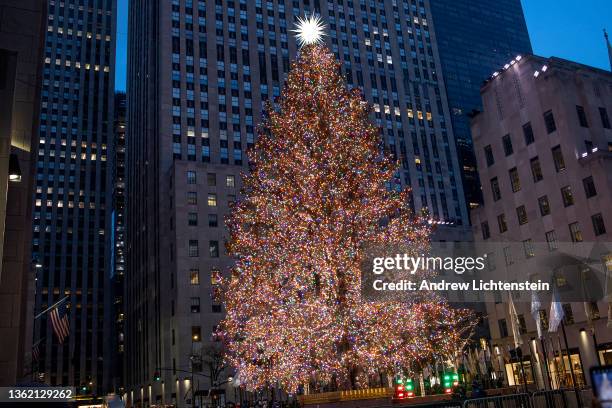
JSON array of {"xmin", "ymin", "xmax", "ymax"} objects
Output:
[
  {"xmin": 218, "ymin": 35, "xmax": 476, "ymax": 393},
  {"xmin": 292, "ymin": 15, "xmax": 326, "ymax": 47}
]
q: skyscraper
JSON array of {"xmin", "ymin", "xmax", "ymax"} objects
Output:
[
  {"xmin": 429, "ymin": 0, "xmax": 532, "ymax": 211},
  {"xmin": 32, "ymin": 0, "xmax": 116, "ymax": 394},
  {"xmin": 127, "ymin": 1, "xmax": 468, "ymax": 405}
]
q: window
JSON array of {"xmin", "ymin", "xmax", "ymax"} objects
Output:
[
  {"xmin": 481, "ymin": 221, "xmax": 490, "ymax": 240},
  {"xmin": 191, "ymin": 326, "xmax": 201, "ymax": 342},
  {"xmin": 503, "ymin": 246, "xmax": 513, "ymax": 265},
  {"xmin": 191, "ymin": 297, "xmax": 200, "ymax": 313},
  {"xmin": 207, "ymin": 194, "xmax": 217, "ymax": 206},
  {"xmin": 522, "ymin": 122, "xmax": 534, "ymax": 145},
  {"xmin": 207, "ymin": 173, "xmax": 216, "ymax": 186},
  {"xmin": 502, "ymin": 134, "xmax": 513, "ymax": 156},
  {"xmin": 188, "ymin": 240, "xmax": 199, "ymax": 257},
  {"xmin": 561, "ymin": 186, "xmax": 574, "ymax": 207},
  {"xmin": 187, "ymin": 170, "xmax": 196, "ymax": 184},
  {"xmin": 576, "ymin": 105, "xmax": 589, "ymax": 127},
  {"xmin": 226, "ymin": 175, "xmax": 235, "ymax": 187},
  {"xmin": 509, "ymin": 167, "xmax": 521, "ymax": 192},
  {"xmin": 523, "ymin": 239, "xmax": 535, "ymax": 258},
  {"xmin": 586, "ymin": 302, "xmax": 600, "ymax": 320},
  {"xmin": 562, "ymin": 304, "xmax": 574, "ymax": 325},
  {"xmin": 539, "ymin": 310, "xmax": 549, "ymax": 331},
  {"xmin": 209, "ymin": 240, "xmax": 219, "ymax": 257},
  {"xmin": 516, "ymin": 205, "xmax": 528, "ymax": 225},
  {"xmin": 599, "ymin": 107, "xmax": 611, "ymax": 129},
  {"xmin": 592, "ymin": 213, "xmax": 606, "ymax": 236},
  {"xmin": 544, "ymin": 110, "xmax": 556, "ymax": 133},
  {"xmin": 569, "ymin": 222, "xmax": 583, "ymax": 242},
  {"xmin": 188, "ymin": 212, "xmax": 198, "ymax": 226},
  {"xmin": 530, "ymin": 157, "xmax": 543, "ymax": 182},
  {"xmin": 208, "ymin": 214, "xmax": 218, "ymax": 227},
  {"xmin": 538, "ymin": 195, "xmax": 551, "ymax": 216},
  {"xmin": 497, "ymin": 214, "xmax": 507, "ymax": 233},
  {"xmin": 546, "ymin": 230, "xmax": 558, "ymax": 251},
  {"xmin": 187, "ymin": 191, "xmax": 197, "ymax": 205},
  {"xmin": 484, "ymin": 145, "xmax": 494, "ymax": 166},
  {"xmin": 518, "ymin": 314, "xmax": 527, "ymax": 334},
  {"xmin": 190, "ymin": 269, "xmax": 200, "ymax": 285},
  {"xmin": 498, "ymin": 319, "xmax": 508, "ymax": 338},
  {"xmin": 583, "ymin": 176, "xmax": 597, "ymax": 198},
  {"xmin": 551, "ymin": 145, "xmax": 565, "ymax": 172},
  {"xmin": 491, "ymin": 177, "xmax": 501, "ymax": 201},
  {"xmin": 212, "ymin": 304, "xmax": 222, "ymax": 313}
]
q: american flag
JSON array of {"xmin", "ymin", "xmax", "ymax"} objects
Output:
[{"xmin": 50, "ymin": 302, "xmax": 70, "ymax": 344}]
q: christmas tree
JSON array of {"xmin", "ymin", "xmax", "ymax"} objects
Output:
[{"xmin": 220, "ymin": 19, "xmax": 475, "ymax": 393}]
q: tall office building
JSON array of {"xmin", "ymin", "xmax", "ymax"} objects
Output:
[
  {"xmin": 111, "ymin": 91, "xmax": 126, "ymax": 393},
  {"xmin": 429, "ymin": 0, "xmax": 532, "ymax": 211},
  {"xmin": 0, "ymin": 0, "xmax": 46, "ymax": 385},
  {"xmin": 32, "ymin": 0, "xmax": 116, "ymax": 394},
  {"xmin": 127, "ymin": 0, "xmax": 469, "ymax": 405}
]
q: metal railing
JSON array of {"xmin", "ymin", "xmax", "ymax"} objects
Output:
[{"xmin": 463, "ymin": 393, "xmax": 532, "ymax": 408}]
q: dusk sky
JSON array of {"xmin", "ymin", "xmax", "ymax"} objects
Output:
[{"xmin": 114, "ymin": 0, "xmax": 612, "ymax": 92}]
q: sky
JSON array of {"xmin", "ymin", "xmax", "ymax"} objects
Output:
[{"xmin": 114, "ymin": 0, "xmax": 612, "ymax": 92}]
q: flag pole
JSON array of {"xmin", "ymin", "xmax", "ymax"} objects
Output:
[{"xmin": 34, "ymin": 295, "xmax": 68, "ymax": 320}]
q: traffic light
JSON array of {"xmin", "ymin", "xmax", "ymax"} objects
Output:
[
  {"xmin": 153, "ymin": 371, "xmax": 161, "ymax": 382},
  {"xmin": 442, "ymin": 372, "xmax": 459, "ymax": 394}
]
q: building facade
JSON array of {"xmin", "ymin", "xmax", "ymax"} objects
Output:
[
  {"xmin": 111, "ymin": 91, "xmax": 126, "ymax": 393},
  {"xmin": 31, "ymin": 0, "xmax": 117, "ymax": 394},
  {"xmin": 471, "ymin": 55, "xmax": 612, "ymax": 389},
  {"xmin": 429, "ymin": 0, "xmax": 532, "ymax": 211},
  {"xmin": 127, "ymin": 0, "xmax": 471, "ymax": 405},
  {"xmin": 0, "ymin": 0, "xmax": 47, "ymax": 385}
]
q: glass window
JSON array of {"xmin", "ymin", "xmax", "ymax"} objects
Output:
[
  {"xmin": 562, "ymin": 304, "xmax": 574, "ymax": 324},
  {"xmin": 187, "ymin": 191, "xmax": 197, "ymax": 204},
  {"xmin": 561, "ymin": 186, "xmax": 574, "ymax": 207},
  {"xmin": 209, "ymin": 240, "xmax": 219, "ymax": 257},
  {"xmin": 546, "ymin": 230, "xmax": 558, "ymax": 251},
  {"xmin": 552, "ymin": 145, "xmax": 565, "ymax": 172},
  {"xmin": 538, "ymin": 195, "xmax": 551, "ymax": 216},
  {"xmin": 226, "ymin": 175, "xmax": 235, "ymax": 187},
  {"xmin": 191, "ymin": 326, "xmax": 201, "ymax": 342},
  {"xmin": 491, "ymin": 177, "xmax": 501, "ymax": 201},
  {"xmin": 516, "ymin": 205, "xmax": 528, "ymax": 225},
  {"xmin": 498, "ymin": 319, "xmax": 508, "ymax": 337},
  {"xmin": 207, "ymin": 172, "xmax": 216, "ymax": 186},
  {"xmin": 592, "ymin": 213, "xmax": 606, "ymax": 236},
  {"xmin": 569, "ymin": 222, "xmax": 583, "ymax": 242},
  {"xmin": 509, "ymin": 167, "xmax": 521, "ymax": 192},
  {"xmin": 481, "ymin": 221, "xmax": 490, "ymax": 240},
  {"xmin": 576, "ymin": 105, "xmax": 588, "ymax": 127},
  {"xmin": 504, "ymin": 246, "xmax": 513, "ymax": 266},
  {"xmin": 544, "ymin": 110, "xmax": 556, "ymax": 133},
  {"xmin": 599, "ymin": 107, "xmax": 611, "ymax": 129},
  {"xmin": 188, "ymin": 240, "xmax": 199, "ymax": 257},
  {"xmin": 522, "ymin": 122, "xmax": 534, "ymax": 145},
  {"xmin": 530, "ymin": 157, "xmax": 543, "ymax": 182},
  {"xmin": 523, "ymin": 239, "xmax": 535, "ymax": 258},
  {"xmin": 187, "ymin": 170, "xmax": 196, "ymax": 184},
  {"xmin": 502, "ymin": 134, "xmax": 513, "ymax": 156},
  {"xmin": 498, "ymin": 214, "xmax": 507, "ymax": 233},
  {"xmin": 188, "ymin": 212, "xmax": 198, "ymax": 226},
  {"xmin": 484, "ymin": 145, "xmax": 494, "ymax": 166},
  {"xmin": 583, "ymin": 176, "xmax": 597, "ymax": 198},
  {"xmin": 207, "ymin": 194, "xmax": 217, "ymax": 206},
  {"xmin": 191, "ymin": 297, "xmax": 200, "ymax": 313},
  {"xmin": 190, "ymin": 269, "xmax": 200, "ymax": 285},
  {"xmin": 208, "ymin": 213, "xmax": 218, "ymax": 227}
]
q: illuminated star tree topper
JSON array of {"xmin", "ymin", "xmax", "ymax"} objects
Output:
[{"xmin": 292, "ymin": 14, "xmax": 326, "ymax": 47}]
